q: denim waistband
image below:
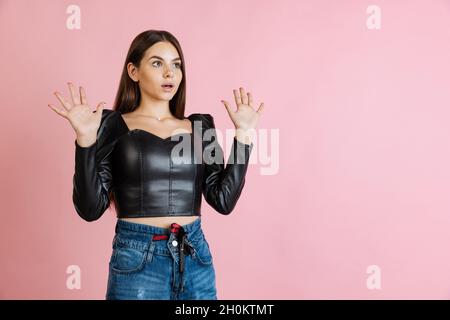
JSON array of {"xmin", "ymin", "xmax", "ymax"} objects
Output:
[{"xmin": 115, "ymin": 217, "xmax": 202, "ymax": 236}]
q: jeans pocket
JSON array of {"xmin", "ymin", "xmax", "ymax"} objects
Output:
[
  {"xmin": 110, "ymin": 236, "xmax": 153, "ymax": 275},
  {"xmin": 191, "ymin": 236, "xmax": 213, "ymax": 266}
]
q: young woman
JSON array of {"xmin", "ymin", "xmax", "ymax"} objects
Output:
[{"xmin": 48, "ymin": 30, "xmax": 263, "ymax": 300}]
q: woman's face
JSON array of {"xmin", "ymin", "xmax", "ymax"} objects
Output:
[{"xmin": 128, "ymin": 41, "xmax": 183, "ymax": 101}]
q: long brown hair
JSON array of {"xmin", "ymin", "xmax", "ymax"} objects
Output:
[{"xmin": 108, "ymin": 29, "xmax": 188, "ymax": 213}]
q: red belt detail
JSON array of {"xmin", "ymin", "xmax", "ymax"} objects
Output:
[{"xmin": 152, "ymin": 222, "xmax": 183, "ymax": 240}]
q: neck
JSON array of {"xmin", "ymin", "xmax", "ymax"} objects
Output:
[{"xmin": 135, "ymin": 94, "xmax": 173, "ymax": 118}]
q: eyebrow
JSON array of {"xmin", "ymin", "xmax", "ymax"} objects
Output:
[{"xmin": 148, "ymin": 55, "xmax": 181, "ymax": 62}]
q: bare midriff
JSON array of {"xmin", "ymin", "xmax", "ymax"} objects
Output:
[{"xmin": 119, "ymin": 215, "xmax": 200, "ymax": 229}]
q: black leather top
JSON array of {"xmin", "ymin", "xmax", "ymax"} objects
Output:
[{"xmin": 72, "ymin": 109, "xmax": 254, "ymax": 221}]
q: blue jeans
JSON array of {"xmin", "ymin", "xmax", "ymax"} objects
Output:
[{"xmin": 105, "ymin": 217, "xmax": 217, "ymax": 300}]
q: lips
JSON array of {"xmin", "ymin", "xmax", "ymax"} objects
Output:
[{"xmin": 161, "ymin": 84, "xmax": 174, "ymax": 88}]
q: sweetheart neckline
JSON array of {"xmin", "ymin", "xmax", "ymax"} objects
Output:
[
  {"xmin": 131, "ymin": 128, "xmax": 192, "ymax": 141},
  {"xmin": 118, "ymin": 113, "xmax": 194, "ymax": 142}
]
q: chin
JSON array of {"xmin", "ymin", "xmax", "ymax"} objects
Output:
[{"xmin": 160, "ymin": 95, "xmax": 174, "ymax": 101}]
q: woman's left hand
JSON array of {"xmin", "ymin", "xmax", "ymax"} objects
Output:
[{"xmin": 221, "ymin": 87, "xmax": 264, "ymax": 131}]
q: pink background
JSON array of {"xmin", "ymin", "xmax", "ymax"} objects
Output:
[{"xmin": 1, "ymin": 0, "xmax": 450, "ymax": 299}]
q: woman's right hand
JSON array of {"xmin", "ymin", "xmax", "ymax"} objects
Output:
[{"xmin": 48, "ymin": 82, "xmax": 106, "ymax": 146}]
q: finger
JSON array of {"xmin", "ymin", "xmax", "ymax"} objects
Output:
[
  {"xmin": 54, "ymin": 91, "xmax": 72, "ymax": 110},
  {"xmin": 233, "ymin": 89, "xmax": 242, "ymax": 106},
  {"xmin": 221, "ymin": 100, "xmax": 233, "ymax": 118},
  {"xmin": 48, "ymin": 103, "xmax": 68, "ymax": 118},
  {"xmin": 79, "ymin": 86, "xmax": 88, "ymax": 105},
  {"xmin": 240, "ymin": 87, "xmax": 248, "ymax": 105},
  {"xmin": 256, "ymin": 102, "xmax": 264, "ymax": 114},
  {"xmin": 68, "ymin": 82, "xmax": 81, "ymax": 106},
  {"xmin": 95, "ymin": 102, "xmax": 106, "ymax": 117},
  {"xmin": 247, "ymin": 92, "xmax": 253, "ymax": 107}
]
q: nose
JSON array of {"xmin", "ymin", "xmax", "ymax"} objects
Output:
[{"xmin": 164, "ymin": 67, "xmax": 175, "ymax": 77}]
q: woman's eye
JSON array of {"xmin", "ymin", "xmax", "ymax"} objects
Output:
[{"xmin": 152, "ymin": 61, "xmax": 182, "ymax": 69}]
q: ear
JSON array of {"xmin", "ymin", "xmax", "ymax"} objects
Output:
[{"xmin": 127, "ymin": 62, "xmax": 139, "ymax": 82}]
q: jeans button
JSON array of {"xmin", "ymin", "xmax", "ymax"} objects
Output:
[{"xmin": 172, "ymin": 240, "xmax": 178, "ymax": 247}]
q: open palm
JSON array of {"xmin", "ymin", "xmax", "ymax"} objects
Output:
[
  {"xmin": 221, "ymin": 87, "xmax": 264, "ymax": 130},
  {"xmin": 48, "ymin": 82, "xmax": 106, "ymax": 137}
]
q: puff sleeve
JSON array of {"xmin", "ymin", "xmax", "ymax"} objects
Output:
[
  {"xmin": 200, "ymin": 113, "xmax": 254, "ymax": 215},
  {"xmin": 72, "ymin": 109, "xmax": 116, "ymax": 222}
]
